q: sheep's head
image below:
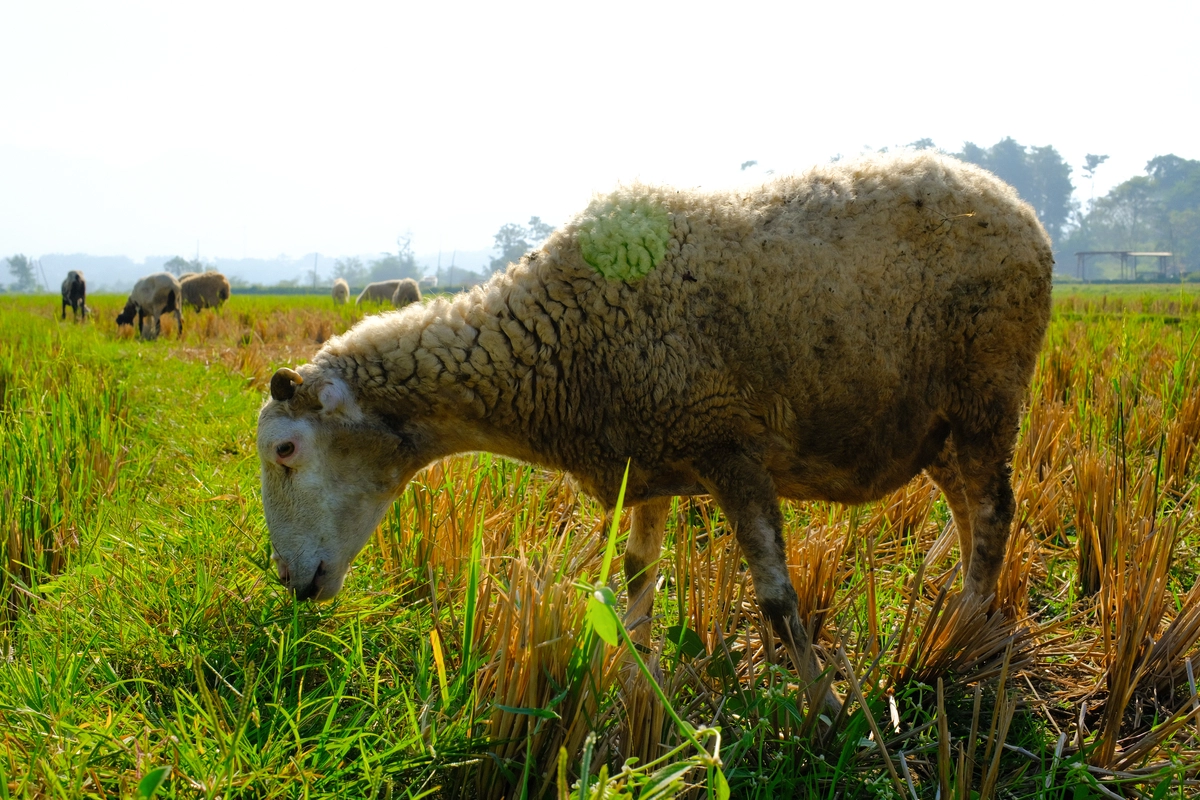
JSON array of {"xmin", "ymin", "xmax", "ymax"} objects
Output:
[
  {"xmin": 115, "ymin": 299, "xmax": 137, "ymax": 327},
  {"xmin": 257, "ymin": 365, "xmax": 423, "ymax": 601}
]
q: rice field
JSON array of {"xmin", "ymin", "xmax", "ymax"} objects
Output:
[{"xmin": 3, "ymin": 285, "xmax": 1200, "ymax": 798}]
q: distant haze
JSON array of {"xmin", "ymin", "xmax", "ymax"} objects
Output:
[
  {"xmin": 2, "ymin": 1, "xmax": 1197, "ymax": 275},
  {"xmin": 34, "ymin": 250, "xmax": 494, "ymax": 294}
]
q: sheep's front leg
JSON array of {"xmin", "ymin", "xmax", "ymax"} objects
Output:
[
  {"xmin": 702, "ymin": 454, "xmax": 841, "ymax": 717},
  {"xmin": 623, "ymin": 497, "xmax": 671, "ymax": 648}
]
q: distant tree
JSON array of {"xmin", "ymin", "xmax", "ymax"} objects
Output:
[
  {"xmin": 740, "ymin": 160, "xmax": 758, "ymax": 171},
  {"xmin": 1083, "ymin": 154, "xmax": 1109, "ymax": 178},
  {"xmin": 959, "ymin": 141, "xmax": 988, "ymax": 167},
  {"xmin": 907, "ymin": 138, "xmax": 937, "ymax": 151},
  {"xmin": 333, "ymin": 256, "xmax": 369, "ymax": 288},
  {"xmin": 1082, "ymin": 154, "xmax": 1109, "ymax": 188},
  {"xmin": 1092, "ymin": 176, "xmax": 1156, "ymax": 249},
  {"xmin": 1081, "ymin": 154, "xmax": 1110, "ymax": 211},
  {"xmin": 956, "ymin": 138, "xmax": 1075, "ymax": 244},
  {"xmin": 368, "ymin": 234, "xmax": 420, "ymax": 282},
  {"xmin": 164, "ymin": 256, "xmax": 190, "ymax": 276},
  {"xmin": 1147, "ymin": 155, "xmax": 1200, "ymax": 212},
  {"xmin": 6, "ymin": 254, "xmax": 38, "ymax": 293},
  {"xmin": 489, "ymin": 217, "xmax": 555, "ymax": 273},
  {"xmin": 490, "ymin": 223, "xmax": 531, "ymax": 273},
  {"xmin": 527, "ymin": 216, "xmax": 554, "ymax": 244},
  {"xmin": 1063, "ymin": 154, "xmax": 1200, "ymax": 276},
  {"xmin": 1027, "ymin": 145, "xmax": 1075, "ymax": 245}
]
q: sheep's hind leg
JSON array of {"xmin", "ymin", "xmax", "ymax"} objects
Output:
[
  {"xmin": 952, "ymin": 421, "xmax": 1019, "ymax": 602},
  {"xmin": 701, "ymin": 453, "xmax": 841, "ymax": 718},
  {"xmin": 623, "ymin": 497, "xmax": 671, "ymax": 649},
  {"xmin": 924, "ymin": 437, "xmax": 975, "ymax": 577}
]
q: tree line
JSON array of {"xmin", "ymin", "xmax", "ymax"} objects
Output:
[{"xmin": 1061, "ymin": 155, "xmax": 1200, "ymax": 277}]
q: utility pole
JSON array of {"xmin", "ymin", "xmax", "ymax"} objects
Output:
[{"xmin": 312, "ymin": 253, "xmax": 319, "ymax": 291}]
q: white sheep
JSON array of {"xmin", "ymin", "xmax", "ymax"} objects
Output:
[
  {"xmin": 180, "ymin": 272, "xmax": 231, "ymax": 311},
  {"xmin": 257, "ymin": 151, "xmax": 1054, "ymax": 714},
  {"xmin": 116, "ymin": 272, "xmax": 183, "ymax": 340},
  {"xmin": 391, "ymin": 278, "xmax": 421, "ymax": 308},
  {"xmin": 356, "ymin": 280, "xmax": 404, "ymax": 306},
  {"xmin": 332, "ymin": 278, "xmax": 350, "ymax": 305},
  {"xmin": 61, "ymin": 270, "xmax": 87, "ymax": 322}
]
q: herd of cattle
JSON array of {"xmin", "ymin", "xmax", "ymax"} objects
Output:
[{"xmin": 56, "ymin": 270, "xmax": 425, "ymax": 340}]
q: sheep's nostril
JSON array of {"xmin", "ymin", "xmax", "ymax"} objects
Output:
[
  {"xmin": 295, "ymin": 574, "xmax": 320, "ymax": 601},
  {"xmin": 293, "ymin": 561, "xmax": 327, "ymax": 602}
]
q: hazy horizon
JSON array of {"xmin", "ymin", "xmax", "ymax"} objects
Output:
[{"xmin": 3, "ymin": 1, "xmax": 1197, "ymax": 263}]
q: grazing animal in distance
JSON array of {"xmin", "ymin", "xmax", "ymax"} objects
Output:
[
  {"xmin": 391, "ymin": 278, "xmax": 421, "ymax": 308},
  {"xmin": 356, "ymin": 280, "xmax": 405, "ymax": 306},
  {"xmin": 180, "ymin": 272, "xmax": 231, "ymax": 311},
  {"xmin": 116, "ymin": 272, "xmax": 183, "ymax": 340},
  {"xmin": 332, "ymin": 278, "xmax": 350, "ymax": 305},
  {"xmin": 61, "ymin": 271, "xmax": 87, "ymax": 321},
  {"xmin": 257, "ymin": 151, "xmax": 1055, "ymax": 715}
]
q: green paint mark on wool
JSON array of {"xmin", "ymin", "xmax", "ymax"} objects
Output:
[{"xmin": 577, "ymin": 194, "xmax": 671, "ymax": 280}]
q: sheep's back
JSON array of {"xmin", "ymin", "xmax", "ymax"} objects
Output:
[
  {"xmin": 518, "ymin": 152, "xmax": 1052, "ymax": 464},
  {"xmin": 132, "ymin": 272, "xmax": 182, "ymax": 311},
  {"xmin": 322, "ymin": 152, "xmax": 1052, "ymax": 498}
]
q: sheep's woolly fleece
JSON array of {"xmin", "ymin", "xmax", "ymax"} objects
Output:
[
  {"xmin": 299, "ymin": 150, "xmax": 1054, "ymax": 506},
  {"xmin": 577, "ymin": 194, "xmax": 671, "ymax": 280},
  {"xmin": 180, "ymin": 272, "xmax": 231, "ymax": 310},
  {"xmin": 332, "ymin": 279, "xmax": 350, "ymax": 304},
  {"xmin": 357, "ymin": 280, "xmax": 405, "ymax": 305},
  {"xmin": 391, "ymin": 278, "xmax": 421, "ymax": 307}
]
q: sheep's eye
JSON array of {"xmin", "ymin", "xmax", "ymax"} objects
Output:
[{"xmin": 276, "ymin": 442, "xmax": 295, "ymax": 459}]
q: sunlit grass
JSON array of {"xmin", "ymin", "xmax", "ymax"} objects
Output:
[{"xmin": 3, "ymin": 285, "xmax": 1200, "ymax": 797}]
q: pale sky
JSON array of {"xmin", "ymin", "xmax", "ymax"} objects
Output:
[{"xmin": 2, "ymin": 0, "xmax": 1197, "ymax": 262}]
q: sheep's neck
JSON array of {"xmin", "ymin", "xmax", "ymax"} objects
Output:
[{"xmin": 330, "ymin": 292, "xmax": 573, "ymax": 472}]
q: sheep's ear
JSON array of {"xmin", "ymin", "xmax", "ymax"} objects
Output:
[
  {"xmin": 317, "ymin": 377, "xmax": 356, "ymax": 416},
  {"xmin": 270, "ymin": 368, "xmax": 304, "ymax": 402}
]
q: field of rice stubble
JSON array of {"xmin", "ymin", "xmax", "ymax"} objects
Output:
[{"xmin": 3, "ymin": 286, "xmax": 1200, "ymax": 797}]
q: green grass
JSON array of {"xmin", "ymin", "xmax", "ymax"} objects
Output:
[{"xmin": 3, "ymin": 289, "xmax": 1200, "ymax": 798}]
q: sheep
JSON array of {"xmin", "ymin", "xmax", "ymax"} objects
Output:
[
  {"xmin": 391, "ymin": 278, "xmax": 421, "ymax": 308},
  {"xmin": 180, "ymin": 271, "xmax": 231, "ymax": 311},
  {"xmin": 257, "ymin": 151, "xmax": 1054, "ymax": 715},
  {"xmin": 356, "ymin": 280, "xmax": 405, "ymax": 305},
  {"xmin": 116, "ymin": 272, "xmax": 183, "ymax": 340},
  {"xmin": 61, "ymin": 271, "xmax": 86, "ymax": 321},
  {"xmin": 332, "ymin": 278, "xmax": 350, "ymax": 305}
]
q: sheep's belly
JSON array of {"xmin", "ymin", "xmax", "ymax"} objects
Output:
[{"xmin": 769, "ymin": 417, "xmax": 950, "ymax": 505}]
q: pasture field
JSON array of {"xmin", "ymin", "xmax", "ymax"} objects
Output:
[{"xmin": 3, "ymin": 286, "xmax": 1200, "ymax": 798}]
